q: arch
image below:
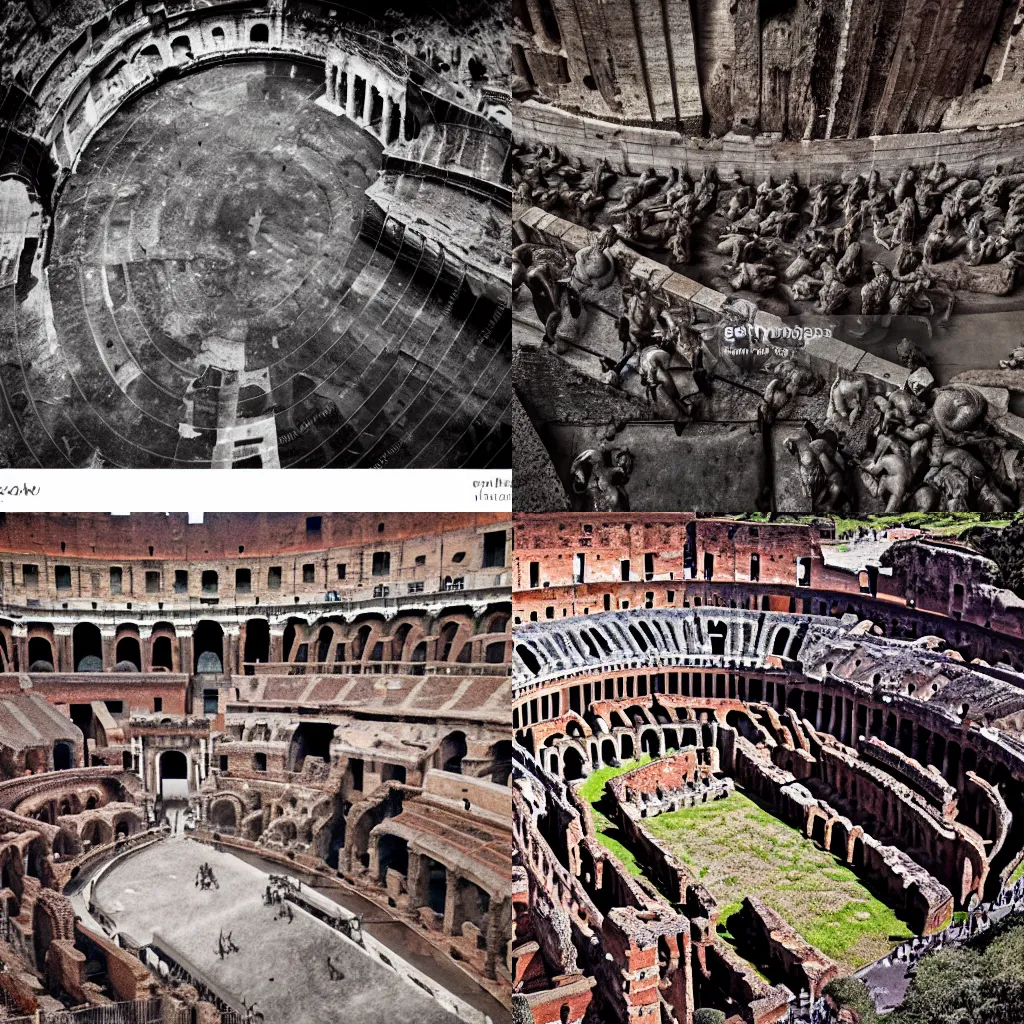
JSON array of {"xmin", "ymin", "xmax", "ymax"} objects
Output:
[
  {"xmin": 209, "ymin": 799, "xmax": 237, "ymax": 832},
  {"xmin": 772, "ymin": 627, "xmax": 791, "ymax": 656},
  {"xmin": 640, "ymin": 729, "xmax": 661, "ymax": 757},
  {"xmin": 620, "ymin": 734, "xmax": 635, "ymax": 760},
  {"xmin": 73, "ymin": 623, "xmax": 103, "ymax": 671},
  {"xmin": 53, "ymin": 742, "xmax": 73, "ymax": 771},
  {"xmin": 515, "ymin": 644, "xmax": 541, "ymax": 675},
  {"xmin": 562, "ymin": 746, "xmax": 585, "ymax": 781},
  {"xmin": 439, "ymin": 622, "xmax": 460, "ymax": 660},
  {"xmin": 136, "ymin": 43, "xmax": 161, "ymax": 66},
  {"xmin": 28, "ymin": 636, "xmax": 54, "ymax": 671},
  {"xmin": 707, "ymin": 620, "xmax": 727, "ymax": 655},
  {"xmin": 244, "ymin": 618, "xmax": 270, "ymax": 665},
  {"xmin": 152, "ymin": 635, "xmax": 173, "ymax": 671},
  {"xmin": 170, "ymin": 35, "xmax": 191, "ymax": 60},
  {"xmin": 316, "ymin": 625, "xmax": 334, "ymax": 664},
  {"xmin": 115, "ymin": 635, "xmax": 141, "ymax": 671},
  {"xmin": 250, "ymin": 23, "xmax": 270, "ymax": 43},
  {"xmin": 490, "ymin": 740, "xmax": 512, "ymax": 785},
  {"xmin": 439, "ymin": 731, "xmax": 467, "ymax": 774},
  {"xmin": 287, "ymin": 722, "xmax": 336, "ymax": 772},
  {"xmin": 158, "ymin": 750, "xmax": 189, "ymax": 799},
  {"xmin": 194, "ymin": 621, "xmax": 224, "ymax": 673},
  {"xmin": 211, "ymin": 26, "xmax": 226, "ymax": 45},
  {"xmin": 378, "ymin": 834, "xmax": 409, "ymax": 880},
  {"xmin": 391, "ymin": 622, "xmax": 414, "ymax": 661}
]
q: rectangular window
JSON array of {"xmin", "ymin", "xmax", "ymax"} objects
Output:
[
  {"xmin": 529, "ymin": 561, "xmax": 539, "ymax": 588},
  {"xmin": 153, "ymin": 697, "xmax": 163, "ymax": 712},
  {"xmin": 201, "ymin": 570, "xmax": 218, "ymax": 594},
  {"xmin": 349, "ymin": 757, "xmax": 364, "ymax": 790},
  {"xmin": 145, "ymin": 570, "xmax": 160, "ymax": 593},
  {"xmin": 371, "ymin": 551, "xmax": 390, "ymax": 576},
  {"xmin": 704, "ymin": 552, "xmax": 714, "ymax": 580},
  {"xmin": 483, "ymin": 530, "xmax": 507, "ymax": 567},
  {"xmin": 104, "ymin": 700, "xmax": 123, "ymax": 714},
  {"xmin": 302, "ymin": 563, "xmax": 315, "ymax": 583},
  {"xmin": 573, "ymin": 552, "xmax": 585, "ymax": 584},
  {"xmin": 644, "ymin": 553, "xmax": 654, "ymax": 580},
  {"xmin": 219, "ymin": 755, "xmax": 228, "ymax": 771},
  {"xmin": 109, "ymin": 566, "xmax": 122, "ymax": 594},
  {"xmin": 414, "ymin": 554, "xmax": 426, "ymax": 566},
  {"xmin": 203, "ymin": 688, "xmax": 219, "ymax": 714},
  {"xmin": 55, "ymin": 565, "xmax": 72, "ymax": 590},
  {"xmin": 336, "ymin": 563, "xmax": 346, "ymax": 580},
  {"xmin": 408, "ymin": 581, "xmax": 424, "ymax": 593},
  {"xmin": 174, "ymin": 569, "xmax": 188, "ymax": 594},
  {"xmin": 306, "ymin": 515, "xmax": 322, "ymax": 534},
  {"xmin": 23, "ymin": 564, "xmax": 39, "ymax": 589},
  {"xmin": 750, "ymin": 554, "xmax": 760, "ymax": 582},
  {"xmin": 235, "ymin": 568, "xmax": 251, "ymax": 593},
  {"xmin": 620, "ymin": 559, "xmax": 630, "ymax": 582},
  {"xmin": 268, "ymin": 566, "xmax": 282, "ymax": 589}
]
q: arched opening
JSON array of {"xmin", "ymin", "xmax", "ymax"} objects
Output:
[
  {"xmin": 410, "ymin": 641, "xmax": 427, "ymax": 674},
  {"xmin": 73, "ymin": 623, "xmax": 103, "ymax": 671},
  {"xmin": 170, "ymin": 35, "xmax": 191, "ymax": 60},
  {"xmin": 439, "ymin": 622, "xmax": 460, "ymax": 660},
  {"xmin": 137, "ymin": 44, "xmax": 161, "ymax": 66},
  {"xmin": 115, "ymin": 635, "xmax": 141, "ymax": 671},
  {"xmin": 388, "ymin": 100, "xmax": 402, "ymax": 143},
  {"xmin": 391, "ymin": 623, "xmax": 413, "ymax": 661},
  {"xmin": 250, "ymin": 23, "xmax": 269, "ymax": 43},
  {"xmin": 316, "ymin": 626, "xmax": 334, "ymax": 665},
  {"xmin": 562, "ymin": 746, "xmax": 585, "ymax": 781},
  {"xmin": 439, "ymin": 731, "xmax": 467, "ymax": 774},
  {"xmin": 244, "ymin": 618, "xmax": 270, "ymax": 667},
  {"xmin": 288, "ymin": 722, "xmax": 336, "ymax": 772},
  {"xmin": 194, "ymin": 621, "xmax": 224, "ymax": 673},
  {"xmin": 210, "ymin": 800, "xmax": 237, "ymax": 833},
  {"xmin": 28, "ymin": 637, "xmax": 54, "ymax": 671},
  {"xmin": 201, "ymin": 570, "xmax": 218, "ymax": 596},
  {"xmin": 485, "ymin": 641, "xmax": 506, "ymax": 664},
  {"xmin": 211, "ymin": 26, "xmax": 225, "ymax": 45},
  {"xmin": 152, "ymin": 635, "xmax": 173, "ymax": 670},
  {"xmin": 53, "ymin": 742, "xmax": 73, "ymax": 771},
  {"xmin": 772, "ymin": 628, "xmax": 791, "ymax": 656},
  {"xmin": 708, "ymin": 621, "xmax": 727, "ymax": 655},
  {"xmin": 515, "ymin": 644, "xmax": 541, "ymax": 675},
  {"xmin": 378, "ymin": 834, "xmax": 409, "ymax": 881},
  {"xmin": 641, "ymin": 730, "xmax": 661, "ymax": 757},
  {"xmin": 620, "ymin": 734, "xmax": 635, "ymax": 760},
  {"xmin": 253, "ymin": 752, "xmax": 267, "ymax": 771},
  {"xmin": 158, "ymin": 750, "xmax": 189, "ymax": 799}
]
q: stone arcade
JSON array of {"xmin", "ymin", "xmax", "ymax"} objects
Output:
[
  {"xmin": 511, "ymin": 513, "xmax": 1024, "ymax": 1024},
  {"xmin": 0, "ymin": 512, "xmax": 512, "ymax": 1024}
]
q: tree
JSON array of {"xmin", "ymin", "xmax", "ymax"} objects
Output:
[
  {"xmin": 693, "ymin": 1010, "xmax": 726, "ymax": 1024},
  {"xmin": 823, "ymin": 977, "xmax": 878, "ymax": 1024}
]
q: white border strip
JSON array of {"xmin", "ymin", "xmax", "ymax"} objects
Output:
[{"xmin": 0, "ymin": 470, "xmax": 511, "ymax": 511}]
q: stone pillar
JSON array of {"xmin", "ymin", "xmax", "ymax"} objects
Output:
[
  {"xmin": 101, "ymin": 628, "xmax": 117, "ymax": 671},
  {"xmin": 483, "ymin": 897, "xmax": 507, "ymax": 980},
  {"xmin": 815, "ymin": 694, "xmax": 823, "ymax": 732},
  {"xmin": 442, "ymin": 869, "xmax": 461, "ymax": 936},
  {"xmin": 270, "ymin": 630, "xmax": 285, "ymax": 664},
  {"xmin": 406, "ymin": 852, "xmax": 428, "ymax": 909},
  {"xmin": 361, "ymin": 78, "xmax": 371, "ymax": 124},
  {"xmin": 367, "ymin": 834, "xmax": 381, "ymax": 881},
  {"xmin": 346, "ymin": 74, "xmax": 358, "ymax": 120}
]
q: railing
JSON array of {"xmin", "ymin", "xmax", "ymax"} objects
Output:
[{"xmin": 239, "ymin": 659, "xmax": 510, "ymax": 677}]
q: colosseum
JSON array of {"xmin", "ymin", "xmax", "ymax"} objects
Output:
[
  {"xmin": 512, "ymin": 0, "xmax": 1024, "ymax": 513},
  {"xmin": 0, "ymin": 0, "xmax": 511, "ymax": 469},
  {"xmin": 0, "ymin": 512, "xmax": 512, "ymax": 1024},
  {"xmin": 512, "ymin": 512, "xmax": 1024, "ymax": 1023}
]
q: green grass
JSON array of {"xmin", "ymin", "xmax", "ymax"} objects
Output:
[
  {"xmin": 578, "ymin": 755, "xmax": 653, "ymax": 877},
  {"xmin": 1009, "ymin": 860, "xmax": 1024, "ymax": 886},
  {"xmin": 641, "ymin": 789, "xmax": 913, "ymax": 973},
  {"xmin": 831, "ymin": 513, "xmax": 1012, "ymax": 539}
]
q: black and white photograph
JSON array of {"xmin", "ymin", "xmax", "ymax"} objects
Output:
[{"xmin": 0, "ymin": 0, "xmax": 512, "ymax": 469}]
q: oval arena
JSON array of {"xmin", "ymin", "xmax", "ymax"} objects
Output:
[
  {"xmin": 0, "ymin": 513, "xmax": 512, "ymax": 1024},
  {"xmin": 511, "ymin": 514, "xmax": 1024, "ymax": 1024},
  {"xmin": 0, "ymin": 0, "xmax": 511, "ymax": 468}
]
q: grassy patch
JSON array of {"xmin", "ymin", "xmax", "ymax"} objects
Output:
[
  {"xmin": 831, "ymin": 513, "xmax": 1011, "ymax": 539},
  {"xmin": 1009, "ymin": 860, "xmax": 1024, "ymax": 886},
  {"xmin": 577, "ymin": 756, "xmax": 653, "ymax": 877},
  {"xmin": 642, "ymin": 788, "xmax": 913, "ymax": 973}
]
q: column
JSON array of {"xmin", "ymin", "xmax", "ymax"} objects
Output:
[
  {"xmin": 484, "ymin": 898, "xmax": 507, "ymax": 980},
  {"xmin": 442, "ymin": 869, "xmax": 462, "ymax": 936},
  {"xmin": 815, "ymin": 692, "xmax": 823, "ymax": 731},
  {"xmin": 361, "ymin": 78, "xmax": 371, "ymax": 124},
  {"xmin": 406, "ymin": 853, "xmax": 428, "ymax": 908},
  {"xmin": 346, "ymin": 72, "xmax": 358, "ymax": 120}
]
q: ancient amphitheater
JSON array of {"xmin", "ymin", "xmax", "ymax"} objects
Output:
[
  {"xmin": 512, "ymin": 514, "xmax": 1024, "ymax": 1023},
  {"xmin": 0, "ymin": 512, "xmax": 512, "ymax": 1024},
  {"xmin": 0, "ymin": 0, "xmax": 511, "ymax": 468}
]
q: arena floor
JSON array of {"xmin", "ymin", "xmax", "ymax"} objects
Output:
[
  {"xmin": 91, "ymin": 837, "xmax": 462, "ymax": 1024},
  {"xmin": 6, "ymin": 59, "xmax": 509, "ymax": 468}
]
